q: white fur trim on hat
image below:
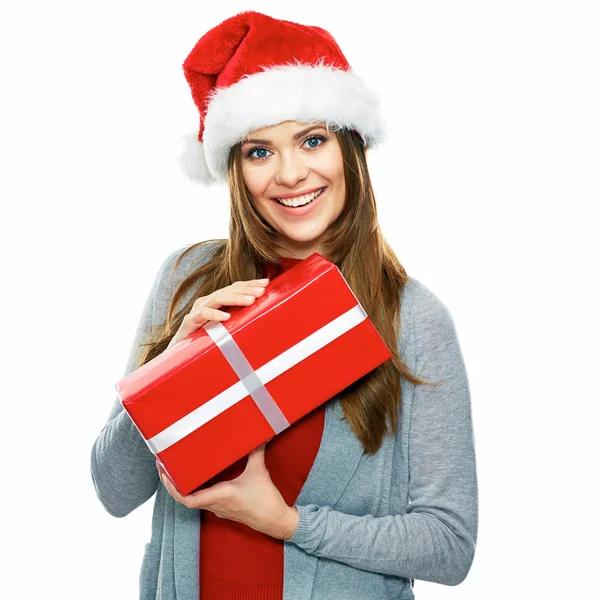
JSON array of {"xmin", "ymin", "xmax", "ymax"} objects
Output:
[
  {"xmin": 178, "ymin": 134, "xmax": 217, "ymax": 185},
  {"xmin": 182, "ymin": 61, "xmax": 385, "ymax": 184}
]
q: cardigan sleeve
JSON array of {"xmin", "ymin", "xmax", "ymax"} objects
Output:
[
  {"xmin": 90, "ymin": 245, "xmax": 193, "ymax": 518},
  {"xmin": 287, "ymin": 282, "xmax": 478, "ymax": 586}
]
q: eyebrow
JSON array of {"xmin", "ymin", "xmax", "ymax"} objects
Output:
[{"xmin": 241, "ymin": 125, "xmax": 328, "ymax": 146}]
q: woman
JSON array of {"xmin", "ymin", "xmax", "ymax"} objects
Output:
[{"xmin": 91, "ymin": 10, "xmax": 478, "ymax": 600}]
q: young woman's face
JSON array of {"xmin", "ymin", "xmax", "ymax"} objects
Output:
[{"xmin": 240, "ymin": 120, "xmax": 346, "ymax": 258}]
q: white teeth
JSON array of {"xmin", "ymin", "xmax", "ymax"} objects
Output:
[{"xmin": 276, "ymin": 188, "xmax": 324, "ymax": 207}]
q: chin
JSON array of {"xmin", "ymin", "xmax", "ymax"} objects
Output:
[{"xmin": 280, "ymin": 228, "xmax": 327, "ymax": 245}]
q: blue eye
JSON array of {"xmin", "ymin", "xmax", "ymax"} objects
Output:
[
  {"xmin": 305, "ymin": 136, "xmax": 324, "ymax": 149},
  {"xmin": 244, "ymin": 134, "xmax": 327, "ymax": 161},
  {"xmin": 249, "ymin": 147, "xmax": 270, "ymax": 160}
]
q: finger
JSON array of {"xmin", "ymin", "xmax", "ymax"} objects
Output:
[
  {"xmin": 247, "ymin": 442, "xmax": 268, "ymax": 466},
  {"xmin": 208, "ymin": 289, "xmax": 262, "ymax": 309},
  {"xmin": 193, "ymin": 290, "xmax": 261, "ymax": 315},
  {"xmin": 226, "ymin": 283, "xmax": 269, "ymax": 298},
  {"xmin": 157, "ymin": 465, "xmax": 183, "ymax": 499},
  {"xmin": 230, "ymin": 279, "xmax": 270, "ymax": 288},
  {"xmin": 156, "ymin": 464, "xmax": 187, "ymax": 503},
  {"xmin": 187, "ymin": 482, "xmax": 231, "ymax": 506},
  {"xmin": 238, "ymin": 284, "xmax": 268, "ymax": 295},
  {"xmin": 157, "ymin": 462, "xmax": 228, "ymax": 508},
  {"xmin": 192, "ymin": 282, "xmax": 268, "ymax": 312},
  {"xmin": 185, "ymin": 305, "xmax": 231, "ymax": 323},
  {"xmin": 249, "ymin": 438, "xmax": 272, "ymax": 455}
]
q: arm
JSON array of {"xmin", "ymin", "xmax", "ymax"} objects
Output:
[
  {"xmin": 90, "ymin": 246, "xmax": 189, "ymax": 517},
  {"xmin": 287, "ymin": 283, "xmax": 478, "ymax": 586}
]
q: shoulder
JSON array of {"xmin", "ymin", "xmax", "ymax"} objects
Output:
[
  {"xmin": 399, "ymin": 276, "xmax": 459, "ymax": 355},
  {"xmin": 403, "ymin": 276, "xmax": 454, "ymax": 321},
  {"xmin": 150, "ymin": 240, "xmax": 225, "ymax": 318},
  {"xmin": 158, "ymin": 240, "xmax": 225, "ymax": 288}
]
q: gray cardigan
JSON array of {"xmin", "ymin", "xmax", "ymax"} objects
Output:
[{"xmin": 91, "ymin": 242, "xmax": 478, "ymax": 600}]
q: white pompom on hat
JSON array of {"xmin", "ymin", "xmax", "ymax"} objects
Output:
[{"xmin": 180, "ymin": 10, "xmax": 386, "ymax": 185}]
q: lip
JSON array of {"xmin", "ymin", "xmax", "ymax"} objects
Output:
[
  {"xmin": 271, "ymin": 187, "xmax": 327, "ymax": 217},
  {"xmin": 271, "ymin": 186, "xmax": 325, "ymax": 200}
]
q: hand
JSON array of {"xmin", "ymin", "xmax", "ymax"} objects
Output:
[
  {"xmin": 167, "ymin": 277, "xmax": 270, "ymax": 349},
  {"xmin": 156, "ymin": 442, "xmax": 299, "ymax": 540}
]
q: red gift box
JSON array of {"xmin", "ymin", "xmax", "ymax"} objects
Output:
[{"xmin": 116, "ymin": 252, "xmax": 392, "ymax": 495}]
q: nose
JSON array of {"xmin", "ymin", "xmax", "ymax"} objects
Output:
[{"xmin": 274, "ymin": 150, "xmax": 309, "ymax": 187}]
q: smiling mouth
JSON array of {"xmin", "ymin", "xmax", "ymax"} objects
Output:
[{"xmin": 273, "ymin": 187, "xmax": 326, "ymax": 208}]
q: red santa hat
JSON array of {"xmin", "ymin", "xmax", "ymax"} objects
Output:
[{"xmin": 180, "ymin": 10, "xmax": 386, "ymax": 184}]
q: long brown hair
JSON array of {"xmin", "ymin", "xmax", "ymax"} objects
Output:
[{"xmin": 137, "ymin": 127, "xmax": 434, "ymax": 454}]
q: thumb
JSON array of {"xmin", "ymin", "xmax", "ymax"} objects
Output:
[
  {"xmin": 256, "ymin": 437, "xmax": 274, "ymax": 452},
  {"xmin": 247, "ymin": 439, "xmax": 271, "ymax": 462},
  {"xmin": 245, "ymin": 443, "xmax": 266, "ymax": 472}
]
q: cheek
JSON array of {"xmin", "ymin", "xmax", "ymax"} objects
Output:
[
  {"xmin": 312, "ymin": 148, "xmax": 344, "ymax": 184},
  {"xmin": 241, "ymin": 170, "xmax": 273, "ymax": 218},
  {"xmin": 242, "ymin": 165, "xmax": 271, "ymax": 199}
]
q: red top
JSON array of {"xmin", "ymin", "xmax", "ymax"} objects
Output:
[{"xmin": 199, "ymin": 256, "xmax": 326, "ymax": 599}]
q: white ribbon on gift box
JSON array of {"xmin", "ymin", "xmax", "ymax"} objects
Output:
[{"xmin": 146, "ymin": 303, "xmax": 367, "ymax": 454}]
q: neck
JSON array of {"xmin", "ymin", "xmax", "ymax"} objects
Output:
[{"xmin": 276, "ymin": 242, "xmax": 324, "ymax": 261}]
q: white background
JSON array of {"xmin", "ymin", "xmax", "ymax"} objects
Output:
[{"xmin": 2, "ymin": 0, "xmax": 598, "ymax": 598}]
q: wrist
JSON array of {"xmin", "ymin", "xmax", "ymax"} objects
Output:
[{"xmin": 282, "ymin": 506, "xmax": 299, "ymax": 540}]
